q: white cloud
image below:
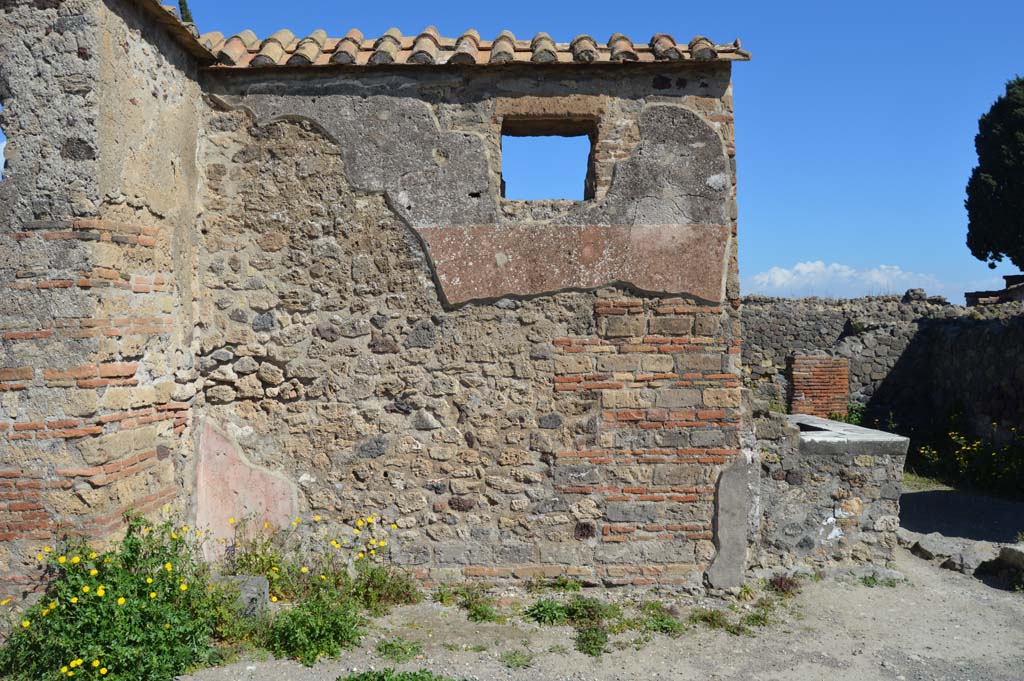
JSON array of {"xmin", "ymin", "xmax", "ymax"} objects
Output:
[{"xmin": 744, "ymin": 261, "xmax": 945, "ymax": 299}]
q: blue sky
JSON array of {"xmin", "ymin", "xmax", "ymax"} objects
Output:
[{"xmin": 4, "ymin": 0, "xmax": 1022, "ymax": 302}]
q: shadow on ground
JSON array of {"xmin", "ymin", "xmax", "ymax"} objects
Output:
[{"xmin": 900, "ymin": 489, "xmax": 1024, "ymax": 543}]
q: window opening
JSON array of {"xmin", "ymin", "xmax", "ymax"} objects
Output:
[{"xmin": 500, "ymin": 118, "xmax": 596, "ymax": 200}]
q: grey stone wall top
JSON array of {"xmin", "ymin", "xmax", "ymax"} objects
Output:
[{"xmin": 788, "ymin": 415, "xmax": 909, "ymax": 456}]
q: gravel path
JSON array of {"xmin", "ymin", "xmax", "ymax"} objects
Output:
[{"xmin": 179, "ymin": 549, "xmax": 1024, "ymax": 681}]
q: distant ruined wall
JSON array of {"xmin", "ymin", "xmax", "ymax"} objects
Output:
[
  {"xmin": 742, "ymin": 294, "xmax": 1024, "ymax": 436},
  {"xmin": 0, "ymin": 0, "xmax": 199, "ymax": 594}
]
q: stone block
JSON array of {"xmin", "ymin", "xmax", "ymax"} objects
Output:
[
  {"xmin": 650, "ymin": 316, "xmax": 693, "ymax": 336},
  {"xmin": 602, "ymin": 315, "xmax": 646, "ymax": 338},
  {"xmin": 655, "ymin": 389, "xmax": 702, "ymax": 408},
  {"xmin": 703, "ymin": 388, "xmax": 741, "ymax": 407}
]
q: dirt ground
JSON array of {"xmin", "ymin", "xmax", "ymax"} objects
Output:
[{"xmin": 179, "ymin": 548, "xmax": 1024, "ymax": 681}]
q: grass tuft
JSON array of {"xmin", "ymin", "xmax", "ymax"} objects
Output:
[{"xmin": 376, "ymin": 637, "xmax": 424, "ymax": 664}]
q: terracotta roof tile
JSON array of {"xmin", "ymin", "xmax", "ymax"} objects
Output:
[
  {"xmin": 137, "ymin": 1, "xmax": 750, "ymax": 68},
  {"xmin": 197, "ymin": 27, "xmax": 751, "ymax": 68},
  {"xmin": 330, "ymin": 29, "xmax": 364, "ymax": 65}
]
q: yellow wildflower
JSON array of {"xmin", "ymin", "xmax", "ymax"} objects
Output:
[
  {"xmin": 146, "ymin": 577, "xmax": 153, "ymax": 584},
  {"xmin": 379, "ymin": 540, "xmax": 386, "ymax": 547},
  {"xmin": 82, "ymin": 586, "xmax": 90, "ymax": 593},
  {"xmin": 150, "ymin": 592, "xmax": 156, "ymax": 599},
  {"xmin": 300, "ymin": 566, "xmax": 309, "ymax": 574},
  {"xmin": 70, "ymin": 556, "xmax": 80, "ymax": 564},
  {"xmin": 353, "ymin": 528, "xmax": 360, "ymax": 535},
  {"xmin": 271, "ymin": 596, "xmax": 278, "ymax": 602},
  {"xmin": 90, "ymin": 569, "xmax": 98, "ymax": 576},
  {"xmin": 70, "ymin": 597, "xmax": 78, "ymax": 604},
  {"xmin": 165, "ymin": 562, "xmax": 173, "ymax": 572},
  {"xmin": 36, "ymin": 554, "xmax": 43, "ymax": 561},
  {"xmin": 100, "ymin": 669, "xmax": 108, "ymax": 675},
  {"xmin": 314, "ymin": 515, "xmax": 322, "ymax": 522},
  {"xmin": 228, "ymin": 518, "xmax": 235, "ymax": 525},
  {"xmin": 366, "ymin": 516, "xmax": 374, "ymax": 524},
  {"xmin": 96, "ymin": 588, "xmax": 105, "ymax": 598},
  {"xmin": 92, "ymin": 661, "xmax": 100, "ymax": 668},
  {"xmin": 0, "ymin": 598, "xmax": 10, "ymax": 606},
  {"xmin": 180, "ymin": 583, "xmax": 188, "ymax": 591},
  {"xmin": 117, "ymin": 597, "xmax": 126, "ymax": 606},
  {"xmin": 21, "ymin": 620, "xmax": 29, "ymax": 628},
  {"xmin": 89, "ymin": 552, "xmax": 97, "ymax": 559},
  {"xmin": 44, "ymin": 547, "xmax": 52, "ymax": 553},
  {"xmin": 391, "ymin": 523, "xmax": 398, "ymax": 530},
  {"xmin": 356, "ymin": 519, "xmax": 364, "ymax": 528},
  {"xmin": 58, "ymin": 556, "xmax": 67, "ymax": 564},
  {"xmin": 357, "ymin": 552, "xmax": 364, "ymax": 559}
]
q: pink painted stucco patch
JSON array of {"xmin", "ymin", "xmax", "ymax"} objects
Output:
[{"xmin": 195, "ymin": 419, "xmax": 298, "ymax": 559}]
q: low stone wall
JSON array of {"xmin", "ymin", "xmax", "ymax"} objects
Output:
[
  {"xmin": 742, "ymin": 293, "xmax": 1024, "ymax": 436},
  {"xmin": 750, "ymin": 411, "xmax": 908, "ymax": 571}
]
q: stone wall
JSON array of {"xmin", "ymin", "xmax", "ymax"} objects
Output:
[
  {"xmin": 191, "ymin": 60, "xmax": 743, "ymax": 586},
  {"xmin": 2, "ymin": 0, "xmax": 756, "ymax": 592},
  {"xmin": 742, "ymin": 293, "xmax": 1024, "ymax": 436},
  {"xmin": 0, "ymin": 0, "xmax": 200, "ymax": 594},
  {"xmin": 749, "ymin": 407, "xmax": 907, "ymax": 571}
]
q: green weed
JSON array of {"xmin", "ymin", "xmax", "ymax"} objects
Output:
[
  {"xmin": 454, "ymin": 585, "xmax": 503, "ymax": 624},
  {"xmin": 527, "ymin": 576, "xmax": 582, "ymax": 593},
  {"xmin": 338, "ymin": 671, "xmax": 464, "ymax": 681},
  {"xmin": 264, "ymin": 592, "xmax": 363, "ymax": 666},
  {"xmin": 376, "ymin": 637, "xmax": 423, "ymax": 664},
  {"xmin": 688, "ymin": 608, "xmax": 748, "ymax": 636},
  {"xmin": 523, "ymin": 598, "xmax": 568, "ymax": 625},
  {"xmin": 574, "ymin": 624, "xmax": 608, "ymax": 657},
  {"xmin": 499, "ymin": 649, "xmax": 534, "ymax": 669},
  {"xmin": 636, "ymin": 601, "xmax": 684, "ymax": 637}
]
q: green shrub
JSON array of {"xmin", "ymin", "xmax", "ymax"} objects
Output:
[
  {"xmin": 454, "ymin": 585, "xmax": 503, "ymax": 623},
  {"xmin": 916, "ymin": 422, "xmax": 1024, "ymax": 496},
  {"xmin": 637, "ymin": 601, "xmax": 684, "ymax": 637},
  {"xmin": 351, "ymin": 564, "xmax": 422, "ymax": 616},
  {"xmin": 0, "ymin": 516, "xmax": 237, "ymax": 681},
  {"xmin": 574, "ymin": 624, "xmax": 608, "ymax": 657},
  {"xmin": 563, "ymin": 595, "xmax": 621, "ymax": 624},
  {"xmin": 338, "ymin": 670, "xmax": 464, "ymax": 681},
  {"xmin": 523, "ymin": 598, "xmax": 568, "ymax": 625},
  {"xmin": 433, "ymin": 584, "xmax": 457, "ymax": 606},
  {"xmin": 376, "ymin": 637, "xmax": 423, "ymax": 664},
  {"xmin": 264, "ymin": 592, "xmax": 363, "ymax": 666}
]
